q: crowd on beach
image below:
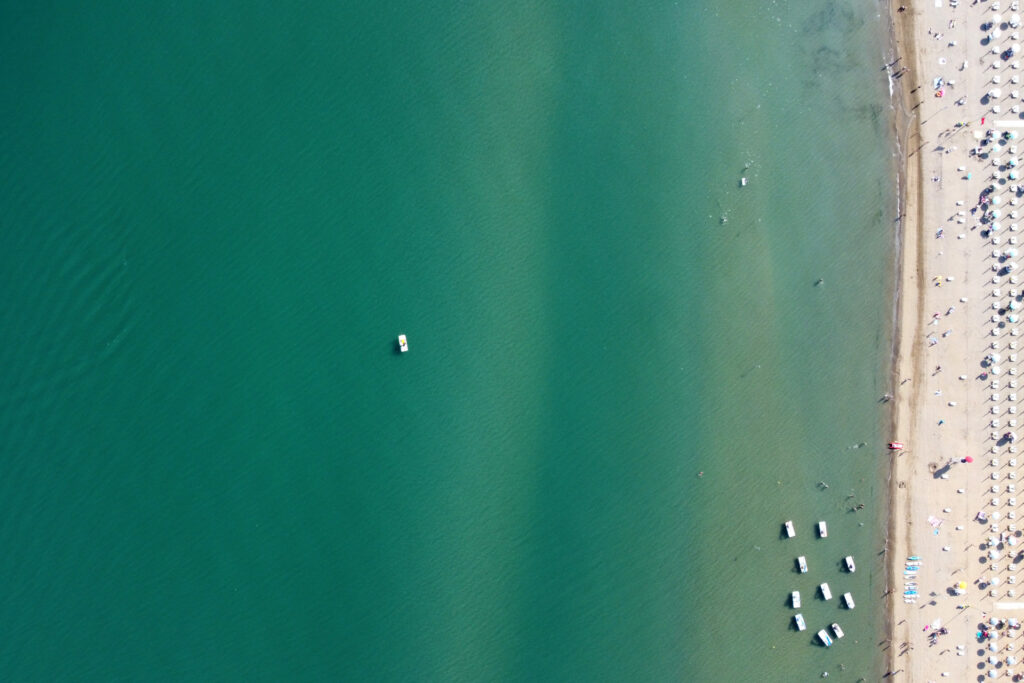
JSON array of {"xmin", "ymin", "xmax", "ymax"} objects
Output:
[{"xmin": 886, "ymin": 0, "xmax": 1024, "ymax": 681}]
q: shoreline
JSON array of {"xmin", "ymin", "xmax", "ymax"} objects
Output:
[{"xmin": 886, "ymin": 0, "xmax": 923, "ymax": 676}]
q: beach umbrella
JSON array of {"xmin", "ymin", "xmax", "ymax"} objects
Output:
[
  {"xmin": 1009, "ymin": 261, "xmax": 1019, "ymax": 271},
  {"xmin": 996, "ymin": 74, "xmax": 1004, "ymax": 84},
  {"xmin": 1013, "ymin": 13, "xmax": 1022, "ymax": 26},
  {"xmin": 1015, "ymin": 43, "xmax": 1022, "ymax": 54},
  {"xmin": 990, "ymin": 668, "xmax": 998, "ymax": 677},
  {"xmin": 1011, "ymin": 655, "xmax": 1019, "ymax": 666},
  {"xmin": 1010, "ymin": 314, "xmax": 1019, "ymax": 323},
  {"xmin": 1011, "ymin": 158, "xmax": 1019, "ymax": 167},
  {"xmin": 993, "ymin": 353, "xmax": 1004, "ymax": 363},
  {"xmin": 1011, "ymin": 300, "xmax": 1021, "ymax": 310},
  {"xmin": 996, "ymin": 13, "xmax": 1004, "ymax": 22},
  {"xmin": 994, "ymin": 510, "xmax": 1003, "ymax": 520},
  {"xmin": 994, "ymin": 365, "xmax": 1003, "ymax": 374},
  {"xmin": 993, "ymin": 209, "xmax": 1003, "ymax": 218},
  {"xmin": 960, "ymin": 581, "xmax": 969, "ymax": 589},
  {"xmin": 992, "ymin": 655, "xmax": 999, "ymax": 665},
  {"xmin": 966, "ymin": 456, "xmax": 976, "ymax": 463},
  {"xmin": 1006, "ymin": 249, "xmax": 1019, "ymax": 258},
  {"xmin": 1010, "ymin": 536, "xmax": 1018, "ymax": 546},
  {"xmin": 994, "ymin": 195, "xmax": 1004, "ymax": 204},
  {"xmin": 1014, "ymin": 131, "xmax": 1021, "ymax": 140},
  {"xmin": 993, "ymin": 88, "xmax": 1004, "ymax": 98}
]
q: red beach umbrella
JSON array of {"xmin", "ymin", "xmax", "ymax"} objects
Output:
[{"xmin": 966, "ymin": 456, "xmax": 975, "ymax": 463}]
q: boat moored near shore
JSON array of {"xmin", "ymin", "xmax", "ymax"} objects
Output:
[
  {"xmin": 845, "ymin": 555, "xmax": 856, "ymax": 572},
  {"xmin": 398, "ymin": 334, "xmax": 409, "ymax": 353},
  {"xmin": 798, "ymin": 556, "xmax": 808, "ymax": 573},
  {"xmin": 831, "ymin": 623, "xmax": 845, "ymax": 639},
  {"xmin": 792, "ymin": 590, "xmax": 801, "ymax": 608},
  {"xmin": 843, "ymin": 592, "xmax": 855, "ymax": 609},
  {"xmin": 785, "ymin": 520, "xmax": 795, "ymax": 538},
  {"xmin": 817, "ymin": 629, "xmax": 834, "ymax": 647},
  {"xmin": 820, "ymin": 582, "xmax": 832, "ymax": 600},
  {"xmin": 794, "ymin": 613, "xmax": 807, "ymax": 631},
  {"xmin": 818, "ymin": 521, "xmax": 828, "ymax": 538}
]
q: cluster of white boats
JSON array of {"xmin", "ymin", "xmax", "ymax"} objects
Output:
[
  {"xmin": 784, "ymin": 519, "xmax": 855, "ymax": 647},
  {"xmin": 904, "ymin": 557, "xmax": 922, "ymax": 603}
]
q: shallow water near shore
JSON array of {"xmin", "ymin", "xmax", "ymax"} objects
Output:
[{"xmin": 0, "ymin": 1, "xmax": 894, "ymax": 680}]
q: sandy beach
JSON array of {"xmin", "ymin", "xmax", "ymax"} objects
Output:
[{"xmin": 888, "ymin": 0, "xmax": 1024, "ymax": 679}]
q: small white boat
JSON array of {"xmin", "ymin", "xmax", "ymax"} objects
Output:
[
  {"xmin": 794, "ymin": 613, "xmax": 807, "ymax": 631},
  {"xmin": 785, "ymin": 520, "xmax": 795, "ymax": 538},
  {"xmin": 820, "ymin": 582, "xmax": 832, "ymax": 600},
  {"xmin": 831, "ymin": 623, "xmax": 845, "ymax": 639},
  {"xmin": 798, "ymin": 556, "xmax": 808, "ymax": 573},
  {"xmin": 740, "ymin": 177, "xmax": 748, "ymax": 187},
  {"xmin": 845, "ymin": 555, "xmax": 856, "ymax": 572},
  {"xmin": 818, "ymin": 629, "xmax": 834, "ymax": 647},
  {"xmin": 843, "ymin": 592, "xmax": 855, "ymax": 609},
  {"xmin": 792, "ymin": 591, "xmax": 801, "ymax": 608},
  {"xmin": 818, "ymin": 521, "xmax": 828, "ymax": 538},
  {"xmin": 398, "ymin": 334, "xmax": 409, "ymax": 353}
]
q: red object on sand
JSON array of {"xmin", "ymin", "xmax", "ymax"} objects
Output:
[
  {"xmin": 965, "ymin": 456, "xmax": 974, "ymax": 463},
  {"xmin": 888, "ymin": 442, "xmax": 904, "ymax": 450}
]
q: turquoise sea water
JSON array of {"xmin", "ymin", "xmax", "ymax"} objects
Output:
[{"xmin": 0, "ymin": 2, "xmax": 894, "ymax": 680}]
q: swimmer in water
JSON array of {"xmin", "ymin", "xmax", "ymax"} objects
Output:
[{"xmin": 698, "ymin": 471, "xmax": 704, "ymax": 478}]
